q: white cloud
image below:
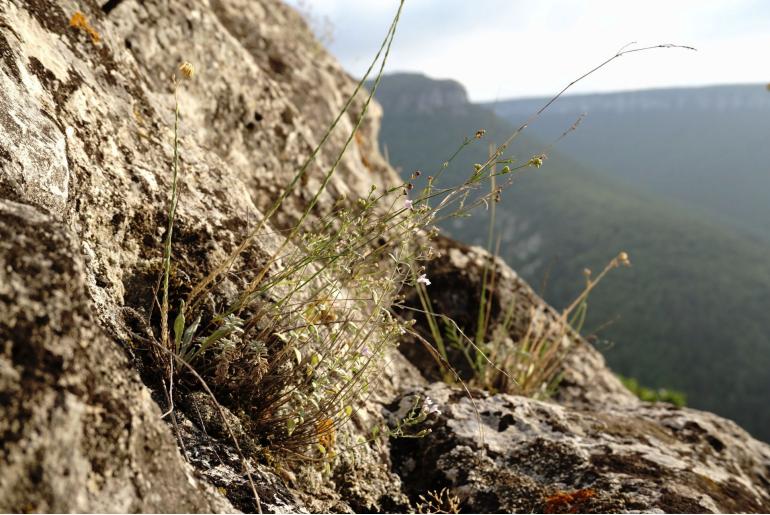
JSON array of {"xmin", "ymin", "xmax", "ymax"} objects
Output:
[{"xmin": 288, "ymin": 0, "xmax": 770, "ymax": 100}]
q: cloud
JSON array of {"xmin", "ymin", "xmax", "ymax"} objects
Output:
[{"xmin": 287, "ymin": 0, "xmax": 770, "ymax": 100}]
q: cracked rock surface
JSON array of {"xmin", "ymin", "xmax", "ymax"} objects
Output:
[{"xmin": 389, "ymin": 383, "xmax": 770, "ymax": 513}]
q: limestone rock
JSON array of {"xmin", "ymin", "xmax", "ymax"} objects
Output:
[
  {"xmin": 389, "ymin": 382, "xmax": 770, "ymax": 513},
  {"xmin": 0, "ymin": 199, "xmax": 235, "ymax": 512},
  {"xmin": 0, "ymin": 0, "xmax": 402, "ymax": 511}
]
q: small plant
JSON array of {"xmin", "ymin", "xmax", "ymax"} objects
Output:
[
  {"xmin": 148, "ymin": 1, "xmax": 464, "ymax": 466},
  {"xmin": 417, "ymin": 487, "xmax": 461, "ymax": 514},
  {"xmin": 488, "ymin": 251, "xmax": 631, "ymax": 396},
  {"xmin": 414, "ymin": 244, "xmax": 631, "ymax": 397}
]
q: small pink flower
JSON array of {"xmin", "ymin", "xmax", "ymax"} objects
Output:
[
  {"xmin": 404, "ymin": 199, "xmax": 413, "ymax": 210},
  {"xmin": 416, "ymin": 274, "xmax": 431, "ymax": 286}
]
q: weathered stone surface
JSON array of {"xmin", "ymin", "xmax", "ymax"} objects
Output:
[
  {"xmin": 390, "ymin": 382, "xmax": 770, "ymax": 513},
  {"xmin": 0, "ymin": 199, "xmax": 234, "ymax": 513},
  {"xmin": 0, "ymin": 0, "xmax": 404, "ymax": 511}
]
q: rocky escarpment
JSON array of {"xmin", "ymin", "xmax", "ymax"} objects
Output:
[
  {"xmin": 1, "ymin": 0, "xmax": 769, "ymax": 513},
  {"xmin": 365, "ymin": 72, "xmax": 471, "ymax": 115}
]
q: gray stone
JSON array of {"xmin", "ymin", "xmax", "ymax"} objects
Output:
[{"xmin": 389, "ymin": 382, "xmax": 770, "ymax": 513}]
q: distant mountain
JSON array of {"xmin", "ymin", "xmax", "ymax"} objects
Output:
[
  {"xmin": 488, "ymin": 84, "xmax": 770, "ymax": 242},
  {"xmin": 369, "ymin": 73, "xmax": 770, "ymax": 442},
  {"xmin": 368, "ymin": 72, "xmax": 470, "ymax": 115}
]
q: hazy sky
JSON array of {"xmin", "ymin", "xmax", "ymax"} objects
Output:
[{"xmin": 288, "ymin": 0, "xmax": 770, "ymax": 101}]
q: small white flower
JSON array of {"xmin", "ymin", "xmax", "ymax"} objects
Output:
[
  {"xmin": 422, "ymin": 396, "xmax": 441, "ymax": 416},
  {"xmin": 404, "ymin": 199, "xmax": 413, "ymax": 210},
  {"xmin": 416, "ymin": 274, "xmax": 431, "ymax": 286}
]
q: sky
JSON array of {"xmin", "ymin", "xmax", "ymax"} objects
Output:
[{"xmin": 287, "ymin": 0, "xmax": 770, "ymax": 102}]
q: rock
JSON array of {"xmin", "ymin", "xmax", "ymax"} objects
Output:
[
  {"xmin": 365, "ymin": 72, "xmax": 471, "ymax": 115},
  {"xmin": 389, "ymin": 382, "xmax": 770, "ymax": 513},
  {"xmin": 0, "ymin": 0, "xmax": 404, "ymax": 511},
  {"xmin": 0, "ymin": 199, "xmax": 234, "ymax": 512}
]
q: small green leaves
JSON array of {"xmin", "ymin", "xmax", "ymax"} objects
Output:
[
  {"xmin": 181, "ymin": 314, "xmax": 201, "ymax": 348},
  {"xmin": 173, "ymin": 301, "xmax": 186, "ymax": 351}
]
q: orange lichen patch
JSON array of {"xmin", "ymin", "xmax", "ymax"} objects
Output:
[
  {"xmin": 69, "ymin": 12, "xmax": 100, "ymax": 44},
  {"xmin": 316, "ymin": 417, "xmax": 336, "ymax": 451},
  {"xmin": 544, "ymin": 488, "xmax": 596, "ymax": 514}
]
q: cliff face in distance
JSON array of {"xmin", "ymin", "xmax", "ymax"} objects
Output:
[
  {"xmin": 1, "ymin": 1, "xmax": 769, "ymax": 513},
  {"xmin": 365, "ymin": 72, "xmax": 470, "ymax": 115}
]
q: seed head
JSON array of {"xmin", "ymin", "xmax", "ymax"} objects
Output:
[
  {"xmin": 617, "ymin": 251, "xmax": 631, "ymax": 267},
  {"xmin": 475, "ymin": 129, "xmax": 486, "ymax": 139},
  {"xmin": 528, "ymin": 154, "xmax": 546, "ymax": 168},
  {"xmin": 178, "ymin": 61, "xmax": 195, "ymax": 79}
]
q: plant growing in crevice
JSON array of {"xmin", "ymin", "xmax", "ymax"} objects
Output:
[
  {"xmin": 150, "ymin": 2, "xmax": 445, "ymax": 466},
  {"xmin": 149, "ymin": 4, "xmax": 691, "ymax": 494},
  {"xmin": 412, "ymin": 228, "xmax": 632, "ymax": 397}
]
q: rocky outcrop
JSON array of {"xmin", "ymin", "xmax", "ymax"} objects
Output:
[
  {"xmin": 393, "ymin": 237, "xmax": 768, "ymax": 512},
  {"xmin": 389, "ymin": 382, "xmax": 770, "ymax": 513},
  {"xmin": 0, "ymin": 0, "xmax": 399, "ymax": 511},
  {"xmin": 0, "ymin": 200, "xmax": 235, "ymax": 512},
  {"xmin": 366, "ymin": 72, "xmax": 470, "ymax": 115},
  {"xmin": 1, "ymin": 0, "xmax": 769, "ymax": 513}
]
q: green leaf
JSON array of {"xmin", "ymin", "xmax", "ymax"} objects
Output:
[
  {"xmin": 344, "ymin": 405, "xmax": 353, "ymax": 417},
  {"xmin": 182, "ymin": 313, "xmax": 201, "ymax": 347},
  {"xmin": 173, "ymin": 304, "xmax": 186, "ymax": 351}
]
